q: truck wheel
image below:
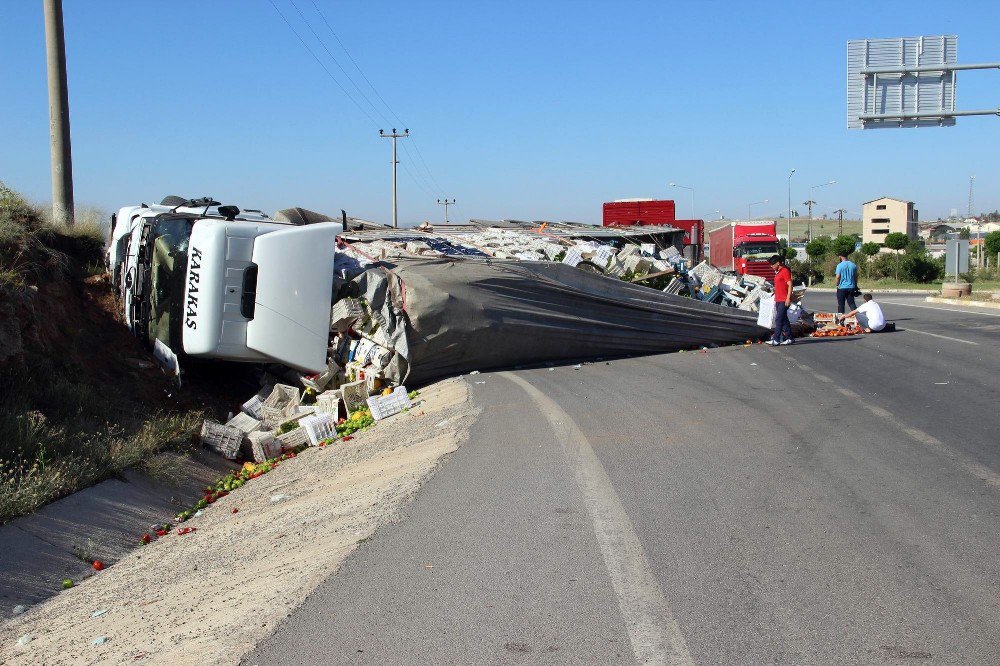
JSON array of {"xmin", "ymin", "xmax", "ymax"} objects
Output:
[{"xmin": 160, "ymin": 195, "xmax": 188, "ymax": 206}]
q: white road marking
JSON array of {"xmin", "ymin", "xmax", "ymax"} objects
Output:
[
  {"xmin": 904, "ymin": 328, "xmax": 978, "ymax": 345},
  {"xmin": 880, "ymin": 300, "xmax": 1000, "ymax": 317},
  {"xmin": 787, "ymin": 359, "xmax": 1000, "ymax": 490},
  {"xmin": 503, "ymin": 372, "xmax": 694, "ymax": 666}
]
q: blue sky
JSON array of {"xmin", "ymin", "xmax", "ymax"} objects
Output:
[{"xmin": 2, "ymin": 0, "xmax": 998, "ymax": 225}]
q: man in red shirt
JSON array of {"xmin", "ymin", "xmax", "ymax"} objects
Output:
[{"xmin": 768, "ymin": 254, "xmax": 794, "ymax": 346}]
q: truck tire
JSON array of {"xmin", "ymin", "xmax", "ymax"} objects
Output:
[{"xmin": 160, "ymin": 195, "xmax": 188, "ymax": 206}]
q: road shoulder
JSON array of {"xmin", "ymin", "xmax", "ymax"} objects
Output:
[{"xmin": 0, "ymin": 378, "xmax": 476, "ymax": 666}]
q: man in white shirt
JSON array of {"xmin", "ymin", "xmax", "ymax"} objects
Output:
[{"xmin": 841, "ymin": 293, "xmax": 892, "ymax": 332}]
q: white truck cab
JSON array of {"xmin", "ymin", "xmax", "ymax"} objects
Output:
[{"xmin": 107, "ymin": 198, "xmax": 337, "ymax": 373}]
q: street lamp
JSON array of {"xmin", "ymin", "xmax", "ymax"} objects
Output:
[
  {"xmin": 786, "ymin": 169, "xmax": 796, "ymax": 241},
  {"xmin": 807, "ymin": 180, "xmax": 836, "ymax": 241},
  {"xmin": 748, "ymin": 199, "xmax": 768, "ymax": 220},
  {"xmin": 703, "ymin": 209, "xmax": 721, "ymax": 220},
  {"xmin": 669, "ymin": 182, "xmax": 695, "ymax": 219}
]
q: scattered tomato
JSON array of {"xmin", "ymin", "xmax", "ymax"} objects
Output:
[{"xmin": 92, "ymin": 560, "xmax": 104, "ymax": 571}]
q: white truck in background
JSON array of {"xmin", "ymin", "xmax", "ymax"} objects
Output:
[{"xmin": 106, "ymin": 197, "xmax": 339, "ymax": 374}]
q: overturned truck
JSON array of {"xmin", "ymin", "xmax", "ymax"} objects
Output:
[{"xmin": 105, "ymin": 198, "xmax": 769, "ymax": 385}]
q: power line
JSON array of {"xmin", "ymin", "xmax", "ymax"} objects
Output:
[
  {"xmin": 306, "ymin": 0, "xmax": 447, "ymax": 196},
  {"xmin": 287, "ymin": 0, "xmax": 394, "ymax": 128},
  {"xmin": 265, "ymin": 0, "xmax": 380, "ymax": 128},
  {"xmin": 268, "ymin": 0, "xmax": 444, "ymax": 208}
]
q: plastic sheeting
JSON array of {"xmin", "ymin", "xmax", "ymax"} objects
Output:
[{"xmin": 338, "ymin": 256, "xmax": 770, "ymax": 385}]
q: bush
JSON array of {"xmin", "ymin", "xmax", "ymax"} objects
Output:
[
  {"xmin": 789, "ymin": 258, "xmax": 823, "ymax": 285},
  {"xmin": 900, "ymin": 253, "xmax": 942, "ymax": 283},
  {"xmin": 861, "ymin": 242, "xmax": 881, "ymax": 257},
  {"xmin": 831, "ymin": 234, "xmax": 857, "ymax": 258},
  {"xmin": 867, "ymin": 253, "xmax": 897, "ymax": 280},
  {"xmin": 884, "ymin": 232, "xmax": 909, "ymax": 252},
  {"xmin": 984, "ymin": 231, "xmax": 1000, "ymax": 260},
  {"xmin": 805, "ymin": 236, "xmax": 832, "ymax": 261}
]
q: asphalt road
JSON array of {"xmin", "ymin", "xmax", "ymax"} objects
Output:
[{"xmin": 249, "ymin": 294, "xmax": 1000, "ymax": 665}]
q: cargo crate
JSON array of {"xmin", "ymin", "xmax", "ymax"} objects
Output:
[
  {"xmin": 367, "ymin": 386, "xmax": 412, "ymax": 421},
  {"xmin": 316, "ymin": 389, "xmax": 342, "ymax": 416},
  {"xmin": 248, "ymin": 430, "xmax": 281, "ymax": 463},
  {"xmin": 330, "ymin": 297, "xmax": 365, "ymax": 332},
  {"xmin": 341, "ymin": 379, "xmax": 370, "ymax": 414},
  {"xmin": 226, "ymin": 412, "xmax": 261, "ymax": 434},
  {"xmin": 201, "ymin": 420, "xmax": 243, "ymax": 460},
  {"xmin": 260, "ymin": 384, "xmax": 300, "ymax": 428},
  {"xmin": 300, "ymin": 413, "xmax": 336, "ymax": 445},
  {"xmin": 275, "ymin": 425, "xmax": 309, "ymax": 449}
]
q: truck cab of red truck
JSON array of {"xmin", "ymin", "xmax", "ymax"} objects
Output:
[{"xmin": 708, "ymin": 221, "xmax": 780, "ymax": 281}]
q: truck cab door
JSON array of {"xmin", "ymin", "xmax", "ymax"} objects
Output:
[{"xmin": 244, "ymin": 224, "xmax": 337, "ymax": 372}]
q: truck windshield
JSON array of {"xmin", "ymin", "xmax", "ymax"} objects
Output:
[
  {"xmin": 147, "ymin": 217, "xmax": 193, "ymax": 350},
  {"xmin": 739, "ymin": 243, "xmax": 779, "ymax": 260}
]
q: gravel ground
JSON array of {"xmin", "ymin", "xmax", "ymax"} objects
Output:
[{"xmin": 0, "ymin": 377, "xmax": 476, "ymax": 666}]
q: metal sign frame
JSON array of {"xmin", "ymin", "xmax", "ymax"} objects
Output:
[{"xmin": 848, "ymin": 35, "xmax": 1000, "ymax": 129}]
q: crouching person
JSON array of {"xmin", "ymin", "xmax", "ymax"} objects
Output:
[{"xmin": 841, "ymin": 293, "xmax": 895, "ymax": 333}]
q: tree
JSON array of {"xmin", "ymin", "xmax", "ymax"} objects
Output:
[
  {"xmin": 860, "ymin": 242, "xmax": 881, "ymax": 278},
  {"xmin": 884, "ymin": 232, "xmax": 910, "ymax": 281},
  {"xmin": 832, "ymin": 234, "xmax": 857, "ymax": 258},
  {"xmin": 805, "ymin": 236, "xmax": 831, "ymax": 261},
  {"xmin": 778, "ymin": 238, "xmax": 798, "ymax": 261},
  {"xmin": 984, "ymin": 231, "xmax": 1000, "ymax": 263},
  {"xmin": 861, "ymin": 242, "xmax": 881, "ymax": 257},
  {"xmin": 959, "ymin": 227, "xmax": 971, "ymax": 240}
]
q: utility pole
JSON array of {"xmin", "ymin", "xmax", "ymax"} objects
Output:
[
  {"xmin": 834, "ymin": 209, "xmax": 846, "ymax": 236},
  {"xmin": 803, "ymin": 199, "xmax": 816, "ymax": 241},
  {"xmin": 43, "ymin": 0, "xmax": 74, "ymax": 226},
  {"xmin": 969, "ymin": 175, "xmax": 981, "ymax": 267},
  {"xmin": 786, "ymin": 169, "xmax": 796, "ymax": 242},
  {"xmin": 436, "ymin": 198, "xmax": 455, "ymax": 224},
  {"xmin": 379, "ymin": 128, "xmax": 408, "ymax": 228}
]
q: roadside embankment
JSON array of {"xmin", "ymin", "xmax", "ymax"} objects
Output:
[{"xmin": 0, "ymin": 377, "xmax": 476, "ymax": 665}]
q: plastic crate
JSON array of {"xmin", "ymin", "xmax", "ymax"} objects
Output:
[
  {"xmin": 248, "ymin": 430, "xmax": 281, "ymax": 462},
  {"xmin": 341, "ymin": 379, "xmax": 370, "ymax": 415},
  {"xmin": 260, "ymin": 384, "xmax": 300, "ymax": 428},
  {"xmin": 299, "ymin": 413, "xmax": 336, "ymax": 445},
  {"xmin": 561, "ymin": 248, "xmax": 583, "ymax": 267},
  {"xmin": 316, "ymin": 389, "xmax": 342, "ymax": 416},
  {"xmin": 226, "ymin": 412, "xmax": 261, "ymax": 434},
  {"xmin": 241, "ymin": 395, "xmax": 264, "ymax": 419},
  {"xmin": 366, "ymin": 386, "xmax": 412, "ymax": 421},
  {"xmin": 201, "ymin": 420, "xmax": 243, "ymax": 460},
  {"xmin": 275, "ymin": 425, "xmax": 309, "ymax": 449},
  {"xmin": 330, "ymin": 297, "xmax": 365, "ymax": 332}
]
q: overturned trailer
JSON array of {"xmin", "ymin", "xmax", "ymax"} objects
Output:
[{"xmin": 336, "ymin": 256, "xmax": 768, "ymax": 385}]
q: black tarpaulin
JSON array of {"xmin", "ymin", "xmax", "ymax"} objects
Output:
[{"xmin": 342, "ymin": 256, "xmax": 770, "ymax": 385}]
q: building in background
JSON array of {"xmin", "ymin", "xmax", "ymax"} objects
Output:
[{"xmin": 862, "ymin": 197, "xmax": 918, "ymax": 245}]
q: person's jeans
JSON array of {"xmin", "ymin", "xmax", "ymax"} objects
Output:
[
  {"xmin": 836, "ymin": 288, "xmax": 857, "ymax": 314},
  {"xmin": 772, "ymin": 301, "xmax": 793, "ymax": 343}
]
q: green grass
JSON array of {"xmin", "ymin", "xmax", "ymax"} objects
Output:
[{"xmin": 0, "ymin": 181, "xmax": 201, "ymax": 523}]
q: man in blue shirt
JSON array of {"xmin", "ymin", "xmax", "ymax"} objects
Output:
[{"xmin": 835, "ymin": 252, "xmax": 859, "ymax": 314}]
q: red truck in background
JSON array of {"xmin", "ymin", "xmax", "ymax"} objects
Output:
[
  {"xmin": 708, "ymin": 221, "xmax": 780, "ymax": 280},
  {"xmin": 602, "ymin": 199, "xmax": 702, "ymax": 262}
]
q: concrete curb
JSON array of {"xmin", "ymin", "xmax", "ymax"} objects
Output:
[
  {"xmin": 808, "ymin": 288, "xmax": 938, "ymax": 294},
  {"xmin": 925, "ymin": 296, "xmax": 1000, "ymax": 310}
]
